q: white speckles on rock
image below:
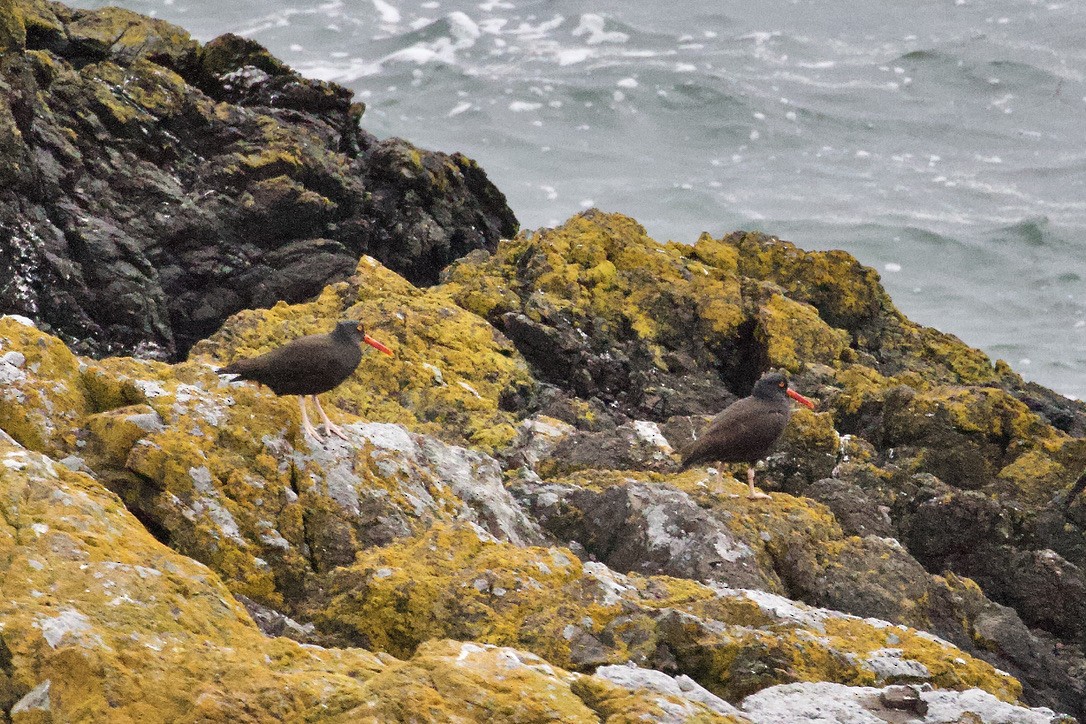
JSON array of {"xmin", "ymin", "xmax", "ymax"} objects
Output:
[
  {"xmin": 417, "ymin": 434, "xmax": 543, "ymax": 546},
  {"xmin": 738, "ymin": 589, "xmax": 829, "ymax": 632},
  {"xmin": 1, "ymin": 314, "xmax": 37, "ymax": 328},
  {"xmin": 1, "ymin": 350, "xmax": 26, "ymax": 367},
  {"xmin": 863, "ymin": 648, "xmax": 931, "ymax": 682},
  {"xmin": 174, "ymin": 383, "xmax": 228, "ymax": 426},
  {"xmin": 422, "ymin": 362, "xmax": 446, "ymax": 385},
  {"xmin": 582, "ymin": 562, "xmax": 633, "ymax": 606},
  {"xmin": 740, "ymin": 682, "xmax": 1062, "ymax": 724},
  {"xmin": 596, "ymin": 663, "xmax": 743, "ymax": 719},
  {"xmin": 35, "ymin": 607, "xmax": 98, "ymax": 649},
  {"xmin": 356, "ymin": 422, "xmax": 419, "ymax": 458},
  {"xmin": 133, "ymin": 379, "xmax": 168, "ymax": 398},
  {"xmin": 11, "ymin": 679, "xmax": 51, "ymax": 714},
  {"xmin": 126, "ymin": 410, "xmax": 165, "ymax": 433},
  {"xmin": 0, "ymin": 354, "xmax": 28, "ymax": 384},
  {"xmin": 632, "ymin": 420, "xmax": 673, "ymax": 453},
  {"xmin": 456, "ymin": 380, "xmax": 482, "ymax": 399},
  {"xmin": 258, "ymin": 524, "xmax": 292, "ymax": 551},
  {"xmin": 188, "ymin": 467, "xmax": 245, "ymax": 544}
]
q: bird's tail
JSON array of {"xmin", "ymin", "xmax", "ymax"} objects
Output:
[
  {"xmin": 677, "ymin": 439, "xmax": 705, "ymax": 471},
  {"xmin": 217, "ymin": 358, "xmax": 251, "ymax": 378}
]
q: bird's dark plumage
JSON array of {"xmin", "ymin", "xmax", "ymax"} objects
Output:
[
  {"xmin": 217, "ymin": 320, "xmax": 392, "ymax": 441},
  {"xmin": 680, "ymin": 371, "xmax": 814, "ymax": 498},
  {"xmin": 219, "ymin": 321, "xmax": 368, "ymax": 397}
]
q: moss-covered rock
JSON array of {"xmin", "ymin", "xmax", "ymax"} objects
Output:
[
  {"xmin": 0, "ymin": 431, "xmax": 391, "ymax": 720},
  {"xmin": 3, "ymin": 433, "xmax": 724, "ymax": 722}
]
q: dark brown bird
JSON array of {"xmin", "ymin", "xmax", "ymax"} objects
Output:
[
  {"xmin": 218, "ymin": 320, "xmax": 392, "ymax": 441},
  {"xmin": 680, "ymin": 371, "xmax": 815, "ymax": 499}
]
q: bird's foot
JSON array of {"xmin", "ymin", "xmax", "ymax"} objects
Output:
[
  {"xmin": 747, "ymin": 489, "xmax": 772, "ymax": 500},
  {"xmin": 322, "ymin": 419, "xmax": 349, "ymax": 441},
  {"xmin": 301, "ymin": 419, "xmax": 324, "ymax": 442}
]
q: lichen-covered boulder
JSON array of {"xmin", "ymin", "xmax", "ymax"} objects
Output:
[
  {"xmin": 0, "ymin": 293, "xmax": 542, "ymax": 623},
  {"xmin": 0, "ymin": 430, "xmax": 394, "ymax": 720},
  {"xmin": 739, "ymin": 682, "xmax": 1071, "ymax": 724},
  {"xmin": 4, "ymin": 431, "xmax": 729, "ymax": 722},
  {"xmin": 317, "ymin": 523, "xmax": 1021, "ymax": 704},
  {"xmin": 513, "ymin": 469, "xmax": 1086, "ymax": 716},
  {"xmin": 191, "ymin": 256, "xmax": 535, "ymax": 451}
]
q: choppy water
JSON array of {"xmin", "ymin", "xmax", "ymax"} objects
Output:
[{"xmin": 73, "ymin": 0, "xmax": 1086, "ymax": 399}]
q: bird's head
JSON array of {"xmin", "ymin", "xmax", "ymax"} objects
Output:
[
  {"xmin": 752, "ymin": 371, "xmax": 814, "ymax": 409},
  {"xmin": 335, "ymin": 320, "xmax": 393, "ymax": 355}
]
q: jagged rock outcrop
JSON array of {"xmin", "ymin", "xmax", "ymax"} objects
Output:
[
  {"xmin": 3, "ymin": 2, "xmax": 1086, "ymax": 720},
  {"xmin": 440, "ymin": 210, "xmax": 1086, "ymax": 718},
  {"xmin": 3, "ymin": 309, "xmax": 1053, "ymax": 722},
  {"xmin": 0, "ymin": 0, "xmax": 516, "ymax": 361}
]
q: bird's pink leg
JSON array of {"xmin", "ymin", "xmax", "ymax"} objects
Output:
[
  {"xmin": 747, "ymin": 466, "xmax": 770, "ymax": 500},
  {"xmin": 298, "ymin": 396, "xmax": 322, "ymax": 441},
  {"xmin": 312, "ymin": 395, "xmax": 348, "ymax": 440}
]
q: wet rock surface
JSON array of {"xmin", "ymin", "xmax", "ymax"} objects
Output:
[{"xmin": 0, "ymin": 0, "xmax": 515, "ymax": 361}]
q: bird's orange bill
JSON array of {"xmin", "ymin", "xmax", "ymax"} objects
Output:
[
  {"xmin": 787, "ymin": 388, "xmax": 815, "ymax": 409},
  {"xmin": 363, "ymin": 334, "xmax": 393, "ymax": 356}
]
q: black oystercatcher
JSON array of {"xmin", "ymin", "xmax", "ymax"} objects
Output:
[
  {"xmin": 680, "ymin": 371, "xmax": 815, "ymax": 499},
  {"xmin": 218, "ymin": 320, "xmax": 392, "ymax": 441}
]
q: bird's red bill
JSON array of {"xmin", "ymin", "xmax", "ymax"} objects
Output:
[
  {"xmin": 787, "ymin": 388, "xmax": 815, "ymax": 409},
  {"xmin": 364, "ymin": 334, "xmax": 393, "ymax": 356}
]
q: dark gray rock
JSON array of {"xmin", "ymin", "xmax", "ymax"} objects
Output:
[
  {"xmin": 0, "ymin": 8, "xmax": 516, "ymax": 361},
  {"xmin": 805, "ymin": 478, "xmax": 893, "ymax": 537},
  {"xmin": 512, "ymin": 477, "xmax": 778, "ymax": 591}
]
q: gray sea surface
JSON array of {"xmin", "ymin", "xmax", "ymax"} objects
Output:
[{"xmin": 71, "ymin": 0, "xmax": 1086, "ymax": 398}]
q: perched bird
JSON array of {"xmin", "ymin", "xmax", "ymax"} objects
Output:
[
  {"xmin": 218, "ymin": 320, "xmax": 392, "ymax": 441},
  {"xmin": 680, "ymin": 370, "xmax": 815, "ymax": 499}
]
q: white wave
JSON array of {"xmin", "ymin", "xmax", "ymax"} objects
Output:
[
  {"xmin": 508, "ymin": 15, "xmax": 565, "ymax": 39},
  {"xmin": 557, "ymin": 48, "xmax": 593, "ymax": 66},
  {"xmin": 377, "ymin": 11, "xmax": 480, "ymax": 68},
  {"xmin": 372, "ymin": 0, "xmax": 400, "ymax": 24},
  {"xmin": 572, "ymin": 14, "xmax": 628, "ymax": 45}
]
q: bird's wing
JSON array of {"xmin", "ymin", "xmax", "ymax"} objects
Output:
[
  {"xmin": 220, "ymin": 334, "xmax": 338, "ymax": 383},
  {"xmin": 680, "ymin": 397, "xmax": 786, "ymax": 467}
]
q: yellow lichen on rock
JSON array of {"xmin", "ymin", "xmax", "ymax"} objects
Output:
[
  {"xmin": 316, "ymin": 520, "xmax": 1020, "ymax": 705},
  {"xmin": 192, "ymin": 257, "xmax": 533, "ymax": 451},
  {"xmin": 0, "ymin": 317, "xmax": 90, "ymax": 456},
  {"xmin": 757, "ymin": 292, "xmax": 849, "ymax": 371},
  {"xmin": 337, "ymin": 640, "xmax": 602, "ymax": 723},
  {"xmin": 1, "ymin": 0, "xmax": 26, "ymax": 54},
  {"xmin": 3, "ymin": 433, "xmax": 692, "ymax": 723},
  {"xmin": 441, "ymin": 211, "xmax": 750, "ymax": 360},
  {"xmin": 0, "ymin": 433, "xmax": 391, "ymax": 721}
]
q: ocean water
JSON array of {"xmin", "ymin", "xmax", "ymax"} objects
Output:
[{"xmin": 71, "ymin": 0, "xmax": 1086, "ymax": 399}]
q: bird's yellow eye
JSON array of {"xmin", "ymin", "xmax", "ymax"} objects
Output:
[
  {"xmin": 356, "ymin": 323, "xmax": 364, "ymax": 332},
  {"xmin": 779, "ymin": 381, "xmax": 786, "ymax": 388}
]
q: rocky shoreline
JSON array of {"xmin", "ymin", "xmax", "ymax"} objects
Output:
[{"xmin": 3, "ymin": 1, "xmax": 1086, "ymax": 722}]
